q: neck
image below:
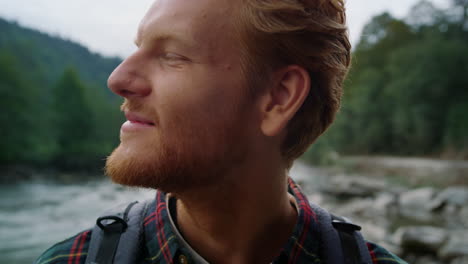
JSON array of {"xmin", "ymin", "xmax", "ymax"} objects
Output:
[{"xmin": 172, "ymin": 156, "xmax": 297, "ymax": 264}]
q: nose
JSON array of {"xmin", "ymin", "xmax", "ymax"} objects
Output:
[{"xmin": 107, "ymin": 53, "xmax": 151, "ymax": 98}]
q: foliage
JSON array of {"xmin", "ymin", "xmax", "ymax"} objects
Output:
[
  {"xmin": 1, "ymin": 0, "xmax": 467, "ymax": 171},
  {"xmin": 305, "ymin": 0, "xmax": 468, "ymax": 163},
  {"xmin": 0, "ymin": 18, "xmax": 122, "ymax": 170},
  {"xmin": 0, "ymin": 53, "xmax": 38, "ymax": 163}
]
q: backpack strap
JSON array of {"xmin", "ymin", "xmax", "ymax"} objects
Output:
[
  {"xmin": 331, "ymin": 214, "xmax": 372, "ymax": 264},
  {"xmin": 309, "ymin": 203, "xmax": 372, "ymax": 264},
  {"xmin": 85, "ymin": 200, "xmax": 150, "ymax": 264}
]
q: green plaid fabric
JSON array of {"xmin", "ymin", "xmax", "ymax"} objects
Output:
[
  {"xmin": 35, "ymin": 230, "xmax": 91, "ymax": 264},
  {"xmin": 34, "ymin": 179, "xmax": 407, "ymax": 264}
]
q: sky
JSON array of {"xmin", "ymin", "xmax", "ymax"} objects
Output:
[{"xmin": 0, "ymin": 0, "xmax": 451, "ymax": 58}]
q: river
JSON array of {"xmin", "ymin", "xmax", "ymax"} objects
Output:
[{"xmin": 0, "ymin": 162, "xmax": 323, "ymax": 264}]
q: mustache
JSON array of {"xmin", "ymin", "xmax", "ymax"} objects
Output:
[
  {"xmin": 121, "ymin": 100, "xmax": 159, "ymax": 122},
  {"xmin": 121, "ymin": 99, "xmax": 145, "ymax": 112}
]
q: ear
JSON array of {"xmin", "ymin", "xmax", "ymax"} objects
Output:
[{"xmin": 259, "ymin": 65, "xmax": 310, "ymax": 137}]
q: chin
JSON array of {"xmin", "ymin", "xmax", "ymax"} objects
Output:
[
  {"xmin": 105, "ymin": 113, "xmax": 250, "ymax": 193},
  {"xmin": 105, "ymin": 140, "xmax": 228, "ymax": 194},
  {"xmin": 105, "ymin": 142, "xmax": 173, "ymax": 191}
]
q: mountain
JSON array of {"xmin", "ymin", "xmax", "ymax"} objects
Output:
[
  {"xmin": 0, "ymin": 17, "xmax": 124, "ymax": 169},
  {"xmin": 0, "ymin": 18, "xmax": 121, "ymax": 91}
]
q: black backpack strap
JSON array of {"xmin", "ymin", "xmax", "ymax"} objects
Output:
[
  {"xmin": 331, "ymin": 214, "xmax": 372, "ymax": 264},
  {"xmin": 85, "ymin": 200, "xmax": 149, "ymax": 264},
  {"xmin": 309, "ymin": 203, "xmax": 345, "ymax": 264},
  {"xmin": 309, "ymin": 203, "xmax": 372, "ymax": 264}
]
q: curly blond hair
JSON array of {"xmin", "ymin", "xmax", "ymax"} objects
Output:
[{"xmin": 237, "ymin": 0, "xmax": 351, "ymax": 167}]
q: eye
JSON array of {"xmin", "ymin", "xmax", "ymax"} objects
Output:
[
  {"xmin": 158, "ymin": 53, "xmax": 191, "ymax": 68},
  {"xmin": 161, "ymin": 53, "xmax": 188, "ymax": 62}
]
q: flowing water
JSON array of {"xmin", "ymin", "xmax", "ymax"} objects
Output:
[
  {"xmin": 0, "ymin": 162, "xmax": 323, "ymax": 264},
  {"xmin": 0, "ymin": 179, "xmax": 154, "ymax": 264}
]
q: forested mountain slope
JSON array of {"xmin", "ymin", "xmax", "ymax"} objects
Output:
[
  {"xmin": 304, "ymin": 0, "xmax": 468, "ymax": 163},
  {"xmin": 0, "ymin": 18, "xmax": 120, "ymax": 89},
  {"xmin": 0, "ymin": 18, "xmax": 123, "ymax": 168}
]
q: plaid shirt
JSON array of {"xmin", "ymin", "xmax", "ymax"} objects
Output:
[{"xmin": 35, "ymin": 179, "xmax": 407, "ymax": 264}]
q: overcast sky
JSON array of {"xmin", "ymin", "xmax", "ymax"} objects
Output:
[{"xmin": 0, "ymin": 0, "xmax": 450, "ymax": 58}]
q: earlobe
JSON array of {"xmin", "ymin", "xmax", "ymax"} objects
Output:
[{"xmin": 260, "ymin": 65, "xmax": 310, "ymax": 137}]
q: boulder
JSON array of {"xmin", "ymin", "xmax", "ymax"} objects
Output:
[
  {"xmin": 373, "ymin": 192, "xmax": 398, "ymax": 217},
  {"xmin": 307, "ymin": 193, "xmax": 326, "ymax": 207},
  {"xmin": 358, "ymin": 221, "xmax": 387, "ymax": 244},
  {"xmin": 334, "ymin": 198, "xmax": 375, "ymax": 217},
  {"xmin": 451, "ymin": 257, "xmax": 468, "ymax": 264},
  {"xmin": 460, "ymin": 206, "xmax": 468, "ymax": 228},
  {"xmin": 430, "ymin": 187, "xmax": 468, "ymax": 210},
  {"xmin": 395, "ymin": 226, "xmax": 447, "ymax": 254},
  {"xmin": 439, "ymin": 187, "xmax": 468, "ymax": 206},
  {"xmin": 439, "ymin": 231, "xmax": 468, "ymax": 260},
  {"xmin": 323, "ymin": 175, "xmax": 387, "ymax": 198},
  {"xmin": 414, "ymin": 256, "xmax": 442, "ymax": 264},
  {"xmin": 399, "ymin": 188, "xmax": 436, "ymax": 222},
  {"xmin": 443, "ymin": 204, "xmax": 467, "ymax": 229}
]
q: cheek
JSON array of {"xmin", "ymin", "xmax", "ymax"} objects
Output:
[{"xmin": 156, "ymin": 68, "xmax": 247, "ymax": 126}]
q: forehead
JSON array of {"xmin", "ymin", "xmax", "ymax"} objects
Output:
[{"xmin": 137, "ymin": 0, "xmax": 239, "ymax": 49}]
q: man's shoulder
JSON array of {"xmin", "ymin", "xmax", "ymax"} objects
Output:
[
  {"xmin": 366, "ymin": 241, "xmax": 408, "ymax": 264},
  {"xmin": 34, "ymin": 230, "xmax": 92, "ymax": 264}
]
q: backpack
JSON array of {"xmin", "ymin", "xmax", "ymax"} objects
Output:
[{"xmin": 85, "ymin": 200, "xmax": 372, "ymax": 264}]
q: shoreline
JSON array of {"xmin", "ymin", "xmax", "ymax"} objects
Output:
[{"xmin": 2, "ymin": 155, "xmax": 467, "ymax": 186}]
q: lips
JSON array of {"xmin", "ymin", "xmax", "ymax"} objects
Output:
[
  {"xmin": 125, "ymin": 112, "xmax": 155, "ymax": 126},
  {"xmin": 121, "ymin": 112, "xmax": 156, "ymax": 133}
]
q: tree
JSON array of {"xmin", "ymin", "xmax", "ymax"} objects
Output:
[
  {"xmin": 406, "ymin": 0, "xmax": 443, "ymax": 27},
  {"xmin": 0, "ymin": 53, "xmax": 38, "ymax": 163},
  {"xmin": 303, "ymin": 0, "xmax": 468, "ymax": 162},
  {"xmin": 52, "ymin": 68, "xmax": 94, "ymax": 167},
  {"xmin": 452, "ymin": 0, "xmax": 468, "ymax": 28},
  {"xmin": 0, "ymin": 19, "xmax": 123, "ymax": 171}
]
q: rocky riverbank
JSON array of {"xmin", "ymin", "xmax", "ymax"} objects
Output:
[
  {"xmin": 2, "ymin": 157, "xmax": 466, "ymax": 263},
  {"xmin": 294, "ymin": 159, "xmax": 468, "ymax": 264}
]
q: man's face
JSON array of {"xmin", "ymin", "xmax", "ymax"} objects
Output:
[{"xmin": 106, "ymin": 0, "xmax": 258, "ymax": 192}]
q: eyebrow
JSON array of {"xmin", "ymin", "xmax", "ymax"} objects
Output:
[{"xmin": 134, "ymin": 29, "xmax": 194, "ymax": 50}]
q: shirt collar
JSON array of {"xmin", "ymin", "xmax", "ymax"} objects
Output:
[
  {"xmin": 142, "ymin": 178, "xmax": 322, "ymax": 264},
  {"xmin": 278, "ymin": 177, "xmax": 322, "ymax": 263}
]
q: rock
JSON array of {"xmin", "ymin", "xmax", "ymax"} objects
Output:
[
  {"xmin": 443, "ymin": 204, "xmax": 466, "ymax": 229},
  {"xmin": 334, "ymin": 198, "xmax": 375, "ymax": 217},
  {"xmin": 395, "ymin": 226, "xmax": 447, "ymax": 254},
  {"xmin": 460, "ymin": 206, "xmax": 468, "ymax": 228},
  {"xmin": 439, "ymin": 231, "xmax": 468, "ymax": 260},
  {"xmin": 373, "ymin": 192, "xmax": 398, "ymax": 216},
  {"xmin": 359, "ymin": 221, "xmax": 387, "ymax": 243},
  {"xmin": 375, "ymin": 240, "xmax": 403, "ymax": 257},
  {"xmin": 451, "ymin": 257, "xmax": 468, "ymax": 264},
  {"xmin": 440, "ymin": 187, "xmax": 468, "ymax": 206},
  {"xmin": 323, "ymin": 175, "xmax": 387, "ymax": 198},
  {"xmin": 414, "ymin": 255, "xmax": 442, "ymax": 264},
  {"xmin": 430, "ymin": 187, "xmax": 468, "ymax": 210},
  {"xmin": 399, "ymin": 187, "xmax": 436, "ymax": 222},
  {"xmin": 307, "ymin": 193, "xmax": 326, "ymax": 206}
]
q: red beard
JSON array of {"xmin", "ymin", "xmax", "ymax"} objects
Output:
[{"xmin": 105, "ymin": 99, "xmax": 250, "ymax": 193}]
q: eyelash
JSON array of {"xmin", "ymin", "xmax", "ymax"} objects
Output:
[{"xmin": 160, "ymin": 53, "xmax": 187, "ymax": 62}]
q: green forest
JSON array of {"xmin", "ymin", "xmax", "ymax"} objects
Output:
[
  {"xmin": 1, "ymin": 0, "xmax": 467, "ymax": 173},
  {"xmin": 0, "ymin": 18, "xmax": 122, "ymax": 170},
  {"xmin": 305, "ymin": 0, "xmax": 468, "ymax": 163}
]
